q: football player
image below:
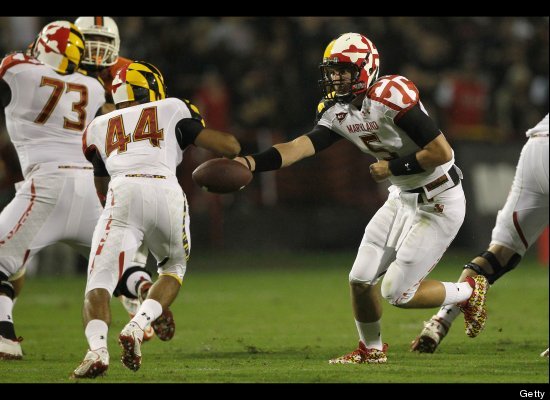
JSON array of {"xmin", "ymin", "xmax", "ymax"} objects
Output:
[
  {"xmin": 411, "ymin": 114, "xmax": 548, "ymax": 355},
  {"xmin": 234, "ymin": 32, "xmax": 489, "ymax": 364},
  {"xmin": 73, "ymin": 61, "xmax": 241, "ymax": 378},
  {"xmin": 0, "ymin": 21, "xmax": 106, "ymax": 360},
  {"xmin": 74, "ymin": 16, "xmax": 156, "ymax": 340}
]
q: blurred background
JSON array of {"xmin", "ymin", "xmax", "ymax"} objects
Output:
[{"xmin": 0, "ymin": 17, "xmax": 548, "ymax": 275}]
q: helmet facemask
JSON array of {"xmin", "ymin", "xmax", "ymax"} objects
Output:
[
  {"xmin": 82, "ymin": 33, "xmax": 118, "ymax": 67},
  {"xmin": 74, "ymin": 17, "xmax": 120, "ymax": 68},
  {"xmin": 319, "ymin": 62, "xmax": 363, "ymax": 102}
]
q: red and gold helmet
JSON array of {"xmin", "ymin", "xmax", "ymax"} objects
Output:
[
  {"xmin": 32, "ymin": 21, "xmax": 85, "ymax": 74},
  {"xmin": 319, "ymin": 33, "xmax": 380, "ymax": 102},
  {"xmin": 112, "ymin": 61, "xmax": 167, "ymax": 105}
]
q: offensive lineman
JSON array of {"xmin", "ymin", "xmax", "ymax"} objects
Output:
[
  {"xmin": 234, "ymin": 32, "xmax": 489, "ymax": 364},
  {"xmin": 0, "ymin": 21, "xmax": 106, "ymax": 359},
  {"xmin": 73, "ymin": 61, "xmax": 241, "ymax": 378},
  {"xmin": 411, "ymin": 113, "xmax": 549, "ymax": 356}
]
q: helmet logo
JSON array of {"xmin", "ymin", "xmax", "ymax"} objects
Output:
[
  {"xmin": 39, "ymin": 24, "xmax": 69, "ymax": 54},
  {"xmin": 341, "ymin": 45, "xmax": 369, "ymax": 63}
]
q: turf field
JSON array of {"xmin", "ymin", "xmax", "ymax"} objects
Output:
[{"xmin": 0, "ymin": 250, "xmax": 547, "ymax": 384}]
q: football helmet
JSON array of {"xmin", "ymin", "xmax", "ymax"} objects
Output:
[
  {"xmin": 74, "ymin": 16, "xmax": 120, "ymax": 67},
  {"xmin": 112, "ymin": 61, "xmax": 167, "ymax": 105},
  {"xmin": 32, "ymin": 21, "xmax": 85, "ymax": 74},
  {"xmin": 319, "ymin": 32, "xmax": 380, "ymax": 102}
]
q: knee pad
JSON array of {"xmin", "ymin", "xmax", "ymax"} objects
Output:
[
  {"xmin": 113, "ymin": 266, "xmax": 152, "ymax": 298},
  {"xmin": 464, "ymin": 251, "xmax": 521, "ymax": 285},
  {"xmin": 159, "ymin": 264, "xmax": 186, "ymax": 285},
  {"xmin": 0, "ymin": 272, "xmax": 15, "ymax": 299},
  {"xmin": 380, "ymin": 270, "xmax": 415, "ymax": 306}
]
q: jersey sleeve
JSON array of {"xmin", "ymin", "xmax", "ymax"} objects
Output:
[
  {"xmin": 0, "ymin": 52, "xmax": 39, "ymax": 80},
  {"xmin": 367, "ymin": 75, "xmax": 420, "ymax": 121}
]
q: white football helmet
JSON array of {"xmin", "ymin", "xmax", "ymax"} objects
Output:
[
  {"xmin": 32, "ymin": 21, "xmax": 85, "ymax": 74},
  {"xmin": 319, "ymin": 32, "xmax": 380, "ymax": 102},
  {"xmin": 74, "ymin": 16, "xmax": 120, "ymax": 67}
]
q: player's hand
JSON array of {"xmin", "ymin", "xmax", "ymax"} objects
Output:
[
  {"xmin": 369, "ymin": 160, "xmax": 391, "ymax": 182},
  {"xmin": 234, "ymin": 156, "xmax": 254, "ymax": 171}
]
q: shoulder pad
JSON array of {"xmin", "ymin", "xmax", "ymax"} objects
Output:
[
  {"xmin": 367, "ymin": 75, "xmax": 419, "ymax": 112},
  {"xmin": 315, "ymin": 97, "xmax": 336, "ymax": 123},
  {"xmin": 0, "ymin": 52, "xmax": 40, "ymax": 79},
  {"xmin": 183, "ymin": 98, "xmax": 206, "ymax": 127}
]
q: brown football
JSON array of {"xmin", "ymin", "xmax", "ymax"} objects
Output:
[{"xmin": 192, "ymin": 158, "xmax": 253, "ymax": 194}]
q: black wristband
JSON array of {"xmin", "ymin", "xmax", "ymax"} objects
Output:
[
  {"xmin": 250, "ymin": 147, "xmax": 282, "ymax": 172},
  {"xmin": 388, "ymin": 153, "xmax": 425, "ymax": 176},
  {"xmin": 243, "ymin": 156, "xmax": 252, "ymax": 170}
]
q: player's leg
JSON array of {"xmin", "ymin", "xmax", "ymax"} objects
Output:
[
  {"xmin": 412, "ymin": 138, "xmax": 549, "ymax": 352},
  {"xmin": 329, "ymin": 195, "xmax": 399, "ymax": 364},
  {"xmin": 73, "ymin": 184, "xmax": 144, "ymax": 378},
  {"xmin": 0, "ymin": 177, "xmax": 64, "ymax": 359},
  {"xmin": 119, "ymin": 182, "xmax": 188, "ymax": 370}
]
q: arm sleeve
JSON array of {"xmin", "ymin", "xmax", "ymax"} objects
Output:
[
  {"xmin": 395, "ymin": 103, "xmax": 440, "ymax": 148},
  {"xmin": 0, "ymin": 78, "xmax": 11, "ymax": 107},
  {"xmin": 175, "ymin": 118, "xmax": 204, "ymax": 150},
  {"xmin": 306, "ymin": 125, "xmax": 342, "ymax": 153},
  {"xmin": 91, "ymin": 151, "xmax": 109, "ymax": 177}
]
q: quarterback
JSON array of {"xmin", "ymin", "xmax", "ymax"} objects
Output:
[{"xmin": 235, "ymin": 32, "xmax": 489, "ymax": 364}]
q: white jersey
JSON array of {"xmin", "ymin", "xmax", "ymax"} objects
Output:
[
  {"xmin": 84, "ymin": 97, "xmax": 191, "ymax": 179},
  {"xmin": 317, "ymin": 74, "xmax": 454, "ymax": 191},
  {"xmin": 525, "ymin": 113, "xmax": 549, "ymax": 137},
  {"xmin": 0, "ymin": 52, "xmax": 106, "ymax": 178}
]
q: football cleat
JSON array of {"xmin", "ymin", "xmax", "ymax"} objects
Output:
[
  {"xmin": 119, "ymin": 321, "xmax": 144, "ymax": 371},
  {"xmin": 0, "ymin": 335, "xmax": 23, "ymax": 360},
  {"xmin": 410, "ymin": 316, "xmax": 450, "ymax": 353},
  {"xmin": 459, "ymin": 276, "xmax": 489, "ymax": 338},
  {"xmin": 541, "ymin": 348, "xmax": 549, "ymax": 358},
  {"xmin": 72, "ymin": 347, "xmax": 109, "ymax": 378},
  {"xmin": 329, "ymin": 341, "xmax": 388, "ymax": 364},
  {"xmin": 120, "ymin": 295, "xmax": 154, "ymax": 341}
]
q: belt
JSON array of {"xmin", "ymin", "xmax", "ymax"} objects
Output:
[
  {"xmin": 530, "ymin": 133, "xmax": 548, "ymax": 138},
  {"xmin": 125, "ymin": 174, "xmax": 166, "ymax": 179},
  {"xmin": 406, "ymin": 165, "xmax": 460, "ymax": 195}
]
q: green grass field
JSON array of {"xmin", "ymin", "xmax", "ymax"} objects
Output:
[{"xmin": 0, "ymin": 250, "xmax": 547, "ymax": 384}]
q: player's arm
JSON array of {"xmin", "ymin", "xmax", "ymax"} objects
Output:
[
  {"xmin": 235, "ymin": 125, "xmax": 341, "ymax": 172},
  {"xmin": 176, "ymin": 119, "xmax": 241, "ymax": 159},
  {"xmin": 369, "ymin": 104, "xmax": 452, "ymax": 182},
  {"xmin": 82, "ymin": 131, "xmax": 110, "ymax": 207},
  {"xmin": 90, "ymin": 149, "xmax": 110, "ymax": 207}
]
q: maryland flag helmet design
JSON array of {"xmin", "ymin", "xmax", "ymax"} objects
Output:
[
  {"xmin": 112, "ymin": 61, "xmax": 167, "ymax": 105},
  {"xmin": 319, "ymin": 32, "xmax": 379, "ymax": 102},
  {"xmin": 33, "ymin": 21, "xmax": 85, "ymax": 74}
]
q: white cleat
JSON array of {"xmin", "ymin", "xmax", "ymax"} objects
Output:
[
  {"xmin": 0, "ymin": 335, "xmax": 23, "ymax": 360},
  {"xmin": 540, "ymin": 348, "xmax": 549, "ymax": 358},
  {"xmin": 72, "ymin": 347, "xmax": 109, "ymax": 378},
  {"xmin": 410, "ymin": 316, "xmax": 450, "ymax": 353},
  {"xmin": 119, "ymin": 321, "xmax": 144, "ymax": 371}
]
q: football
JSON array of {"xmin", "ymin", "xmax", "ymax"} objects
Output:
[{"xmin": 192, "ymin": 158, "xmax": 253, "ymax": 194}]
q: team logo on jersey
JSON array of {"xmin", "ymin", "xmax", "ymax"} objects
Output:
[
  {"xmin": 434, "ymin": 204, "xmax": 444, "ymax": 214},
  {"xmin": 335, "ymin": 112, "xmax": 347, "ymax": 123},
  {"xmin": 346, "ymin": 121, "xmax": 379, "ymax": 134}
]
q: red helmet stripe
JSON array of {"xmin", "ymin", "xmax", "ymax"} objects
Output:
[{"xmin": 94, "ymin": 16, "xmax": 104, "ymax": 26}]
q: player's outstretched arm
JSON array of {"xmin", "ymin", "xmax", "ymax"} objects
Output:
[
  {"xmin": 194, "ymin": 128, "xmax": 241, "ymax": 159},
  {"xmin": 235, "ymin": 135, "xmax": 316, "ymax": 172}
]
